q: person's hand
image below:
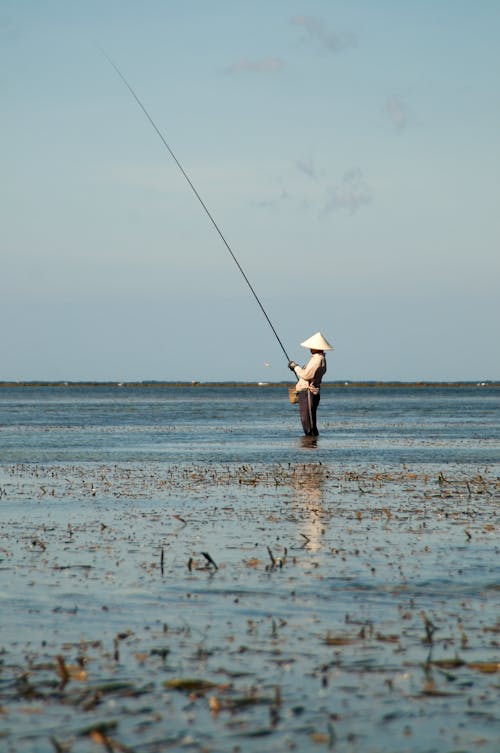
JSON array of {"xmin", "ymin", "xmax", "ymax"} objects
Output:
[{"xmin": 288, "ymin": 361, "xmax": 298, "ymax": 371}]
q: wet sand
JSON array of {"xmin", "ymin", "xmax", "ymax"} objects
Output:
[{"xmin": 0, "ymin": 462, "xmax": 499, "ymax": 752}]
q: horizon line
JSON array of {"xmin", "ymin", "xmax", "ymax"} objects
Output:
[{"xmin": 0, "ymin": 380, "xmax": 498, "ymax": 388}]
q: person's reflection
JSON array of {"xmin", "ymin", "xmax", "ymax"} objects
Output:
[
  {"xmin": 289, "ymin": 462, "xmax": 328, "ymax": 552},
  {"xmin": 300, "ymin": 436, "xmax": 318, "ymax": 450}
]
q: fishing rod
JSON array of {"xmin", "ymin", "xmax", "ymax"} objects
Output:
[{"xmin": 101, "ymin": 49, "xmax": 291, "ymax": 364}]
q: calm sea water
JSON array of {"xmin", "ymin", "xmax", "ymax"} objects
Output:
[
  {"xmin": 1, "ymin": 384, "xmax": 499, "ymax": 753},
  {"xmin": 1, "ymin": 383, "xmax": 499, "ymax": 467}
]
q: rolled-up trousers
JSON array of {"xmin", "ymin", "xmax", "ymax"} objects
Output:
[{"xmin": 298, "ymin": 389, "xmax": 320, "ymax": 436}]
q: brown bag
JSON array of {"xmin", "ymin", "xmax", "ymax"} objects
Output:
[{"xmin": 288, "ymin": 385, "xmax": 298, "ymax": 404}]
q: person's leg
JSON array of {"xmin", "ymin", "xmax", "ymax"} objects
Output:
[
  {"xmin": 310, "ymin": 392, "xmax": 320, "ymax": 436},
  {"xmin": 298, "ymin": 390, "xmax": 314, "ymax": 435}
]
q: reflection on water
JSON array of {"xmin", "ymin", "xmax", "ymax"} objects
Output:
[
  {"xmin": 299, "ymin": 435, "xmax": 318, "ymax": 450},
  {"xmin": 289, "ymin": 461, "xmax": 329, "ymax": 551}
]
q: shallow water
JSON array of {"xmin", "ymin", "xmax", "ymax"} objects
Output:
[
  {"xmin": 1, "ymin": 383, "xmax": 500, "ymax": 465},
  {"xmin": 0, "ymin": 385, "xmax": 499, "ymax": 752}
]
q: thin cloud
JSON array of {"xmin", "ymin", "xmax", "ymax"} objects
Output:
[
  {"xmin": 322, "ymin": 169, "xmax": 372, "ymax": 215},
  {"xmin": 256, "ymin": 165, "xmax": 372, "ymax": 218},
  {"xmin": 254, "ymin": 187, "xmax": 290, "ymax": 210},
  {"xmin": 295, "ymin": 157, "xmax": 317, "ymax": 179},
  {"xmin": 223, "ymin": 57, "xmax": 286, "ymax": 74},
  {"xmin": 384, "ymin": 96, "xmax": 411, "ymax": 130},
  {"xmin": 290, "ymin": 15, "xmax": 355, "ymax": 53}
]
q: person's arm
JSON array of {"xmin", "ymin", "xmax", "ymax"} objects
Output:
[{"xmin": 293, "ymin": 356, "xmax": 318, "ymax": 381}]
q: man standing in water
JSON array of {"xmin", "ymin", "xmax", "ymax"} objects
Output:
[{"xmin": 288, "ymin": 332, "xmax": 334, "ymax": 436}]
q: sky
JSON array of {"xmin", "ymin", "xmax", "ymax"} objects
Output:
[{"xmin": 2, "ymin": 0, "xmax": 499, "ymax": 382}]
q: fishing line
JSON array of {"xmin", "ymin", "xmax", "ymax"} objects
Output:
[{"xmin": 100, "ymin": 49, "xmax": 291, "ymax": 363}]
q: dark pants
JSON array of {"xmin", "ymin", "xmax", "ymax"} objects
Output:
[{"xmin": 298, "ymin": 390, "xmax": 320, "ymax": 436}]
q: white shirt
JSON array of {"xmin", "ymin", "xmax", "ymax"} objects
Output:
[{"xmin": 293, "ymin": 352, "xmax": 327, "ymax": 395}]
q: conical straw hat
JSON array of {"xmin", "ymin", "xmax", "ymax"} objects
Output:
[{"xmin": 300, "ymin": 331, "xmax": 334, "ymax": 351}]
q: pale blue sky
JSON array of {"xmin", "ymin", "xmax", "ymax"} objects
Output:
[{"xmin": 2, "ymin": 1, "xmax": 499, "ymax": 382}]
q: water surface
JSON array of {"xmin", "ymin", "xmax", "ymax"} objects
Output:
[{"xmin": 0, "ymin": 384, "xmax": 499, "ymax": 753}]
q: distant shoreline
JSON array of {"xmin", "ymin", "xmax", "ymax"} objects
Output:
[{"xmin": 0, "ymin": 381, "xmax": 498, "ymax": 389}]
